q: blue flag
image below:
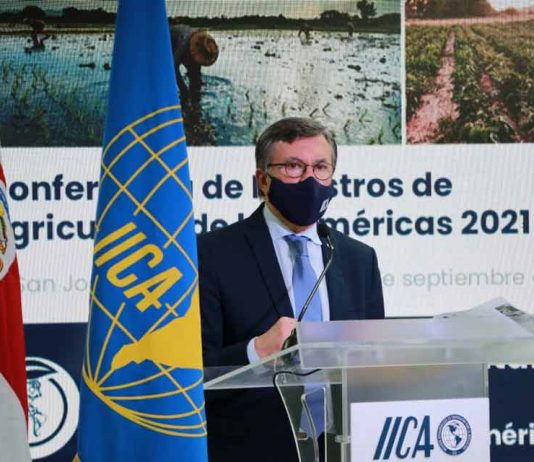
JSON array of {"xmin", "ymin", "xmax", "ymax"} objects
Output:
[{"xmin": 77, "ymin": 1, "xmax": 207, "ymax": 460}]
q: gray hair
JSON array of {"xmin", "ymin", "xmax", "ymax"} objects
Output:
[{"xmin": 255, "ymin": 117, "xmax": 337, "ymax": 170}]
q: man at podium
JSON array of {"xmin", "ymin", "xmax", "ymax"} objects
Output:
[{"xmin": 198, "ymin": 117, "xmax": 385, "ymax": 462}]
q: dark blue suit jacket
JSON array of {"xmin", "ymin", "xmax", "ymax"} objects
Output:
[{"xmin": 198, "ymin": 204, "xmax": 384, "ymax": 462}]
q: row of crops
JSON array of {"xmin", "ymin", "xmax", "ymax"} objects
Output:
[
  {"xmin": 406, "ymin": 20, "xmax": 534, "ymax": 143},
  {"xmin": 472, "ymin": 22, "xmax": 534, "ymax": 141},
  {"xmin": 405, "ymin": 26, "xmax": 448, "ymax": 120}
]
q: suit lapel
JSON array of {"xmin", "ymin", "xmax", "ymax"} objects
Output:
[
  {"xmin": 244, "ymin": 205, "xmax": 293, "ymax": 318},
  {"xmin": 323, "ymin": 233, "xmax": 352, "ymax": 321}
]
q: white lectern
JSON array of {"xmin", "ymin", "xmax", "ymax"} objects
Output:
[{"xmin": 204, "ymin": 300, "xmax": 534, "ymax": 461}]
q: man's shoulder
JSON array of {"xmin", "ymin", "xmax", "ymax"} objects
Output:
[
  {"xmin": 197, "ymin": 218, "xmax": 248, "ymax": 246},
  {"xmin": 197, "ymin": 208, "xmax": 265, "ymax": 250}
]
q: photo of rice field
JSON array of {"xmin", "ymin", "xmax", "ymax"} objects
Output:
[
  {"xmin": 406, "ymin": 0, "xmax": 534, "ymax": 143},
  {"xmin": 201, "ymin": 29, "xmax": 401, "ymax": 146},
  {"xmin": 0, "ymin": 1, "xmax": 401, "ymax": 147},
  {"xmin": 1, "ymin": 31, "xmax": 113, "ymax": 146}
]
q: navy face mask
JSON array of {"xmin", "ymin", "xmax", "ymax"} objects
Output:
[{"xmin": 267, "ymin": 176, "xmax": 334, "ymax": 226}]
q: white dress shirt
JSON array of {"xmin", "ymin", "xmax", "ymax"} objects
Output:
[{"xmin": 246, "ymin": 204, "xmax": 330, "ymax": 362}]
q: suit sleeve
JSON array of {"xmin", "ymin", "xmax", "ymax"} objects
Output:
[
  {"xmin": 197, "ymin": 237, "xmax": 250, "ymax": 367},
  {"xmin": 367, "ymin": 248, "xmax": 385, "ymax": 319}
]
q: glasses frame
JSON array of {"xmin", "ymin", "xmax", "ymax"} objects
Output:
[{"xmin": 267, "ymin": 161, "xmax": 334, "ymax": 181}]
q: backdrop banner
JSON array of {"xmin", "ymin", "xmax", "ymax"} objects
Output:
[{"xmin": 3, "ymin": 146, "xmax": 533, "ymax": 323}]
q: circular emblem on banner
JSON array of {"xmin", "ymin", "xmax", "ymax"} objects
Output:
[
  {"xmin": 437, "ymin": 414, "xmax": 472, "ymax": 456},
  {"xmin": 0, "ymin": 181, "xmax": 16, "ymax": 279},
  {"xmin": 26, "ymin": 357, "xmax": 80, "ymax": 459}
]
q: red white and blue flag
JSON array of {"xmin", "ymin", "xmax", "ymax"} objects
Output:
[{"xmin": 0, "ymin": 157, "xmax": 30, "ymax": 460}]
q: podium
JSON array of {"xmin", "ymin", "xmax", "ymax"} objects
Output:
[{"xmin": 204, "ymin": 300, "xmax": 534, "ymax": 461}]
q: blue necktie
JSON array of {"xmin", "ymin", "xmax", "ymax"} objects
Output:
[
  {"xmin": 285, "ymin": 234, "xmax": 325, "ymax": 437},
  {"xmin": 285, "ymin": 234, "xmax": 322, "ymax": 322}
]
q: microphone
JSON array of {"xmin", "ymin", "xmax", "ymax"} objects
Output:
[
  {"xmin": 297, "ymin": 223, "xmax": 334, "ymax": 322},
  {"xmin": 282, "ymin": 223, "xmax": 335, "ymax": 353}
]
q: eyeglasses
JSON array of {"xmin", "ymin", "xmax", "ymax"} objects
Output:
[{"xmin": 267, "ymin": 160, "xmax": 334, "ymax": 180}]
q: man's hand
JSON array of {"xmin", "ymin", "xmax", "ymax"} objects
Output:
[{"xmin": 254, "ymin": 317, "xmax": 297, "ymax": 358}]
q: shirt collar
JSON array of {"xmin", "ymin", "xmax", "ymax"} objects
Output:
[{"xmin": 263, "ymin": 203, "xmax": 322, "ymax": 246}]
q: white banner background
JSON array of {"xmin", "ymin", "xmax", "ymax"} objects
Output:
[{"xmin": 3, "ymin": 144, "xmax": 534, "ymax": 323}]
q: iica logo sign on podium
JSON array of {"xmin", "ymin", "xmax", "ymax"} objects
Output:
[{"xmin": 351, "ymin": 398, "xmax": 490, "ymax": 461}]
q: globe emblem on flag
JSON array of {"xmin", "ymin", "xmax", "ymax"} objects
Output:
[
  {"xmin": 82, "ymin": 105, "xmax": 206, "ymax": 438},
  {"xmin": 437, "ymin": 414, "xmax": 472, "ymax": 456},
  {"xmin": 83, "ymin": 288, "xmax": 206, "ymax": 438}
]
